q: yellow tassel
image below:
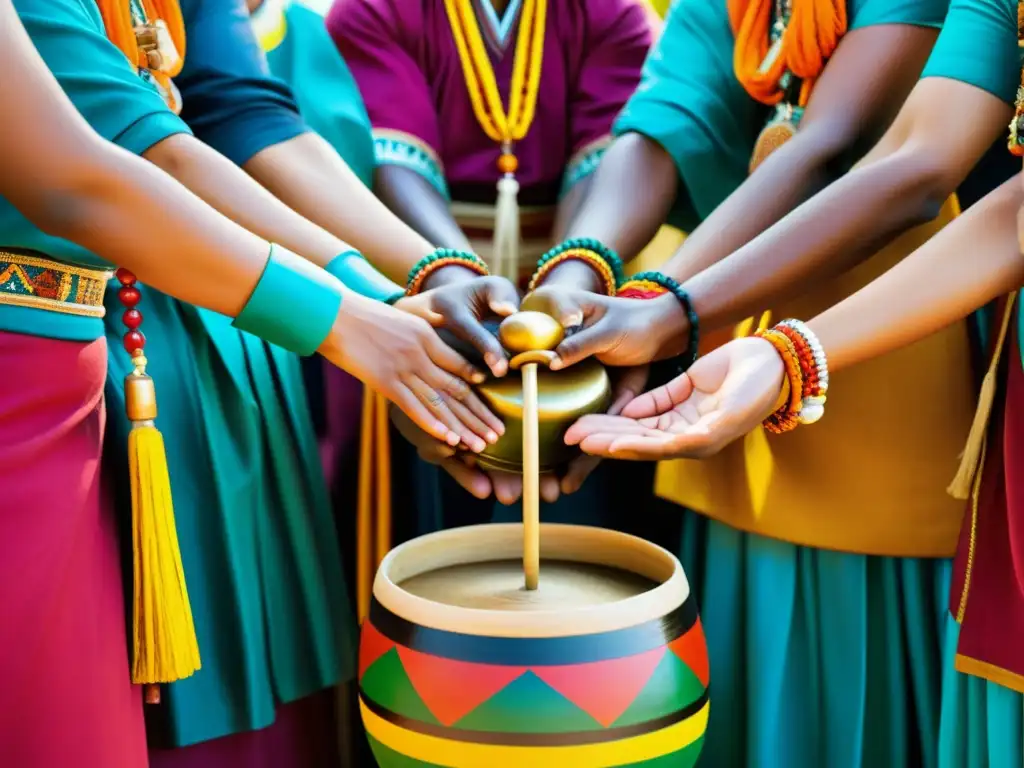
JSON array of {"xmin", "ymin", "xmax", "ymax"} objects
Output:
[
  {"xmin": 492, "ymin": 173, "xmax": 520, "ymax": 283},
  {"xmin": 948, "ymin": 291, "xmax": 1017, "ymax": 499},
  {"xmin": 125, "ymin": 366, "xmax": 201, "ymax": 695}
]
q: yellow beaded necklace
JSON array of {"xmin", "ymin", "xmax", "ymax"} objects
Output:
[{"xmin": 442, "ymin": 0, "xmax": 547, "ymax": 279}]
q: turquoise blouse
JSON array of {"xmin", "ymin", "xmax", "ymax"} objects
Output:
[
  {"xmin": 264, "ymin": 1, "xmax": 376, "ymax": 188},
  {"xmin": 3, "ymin": 0, "xmax": 190, "ymax": 340},
  {"xmin": 920, "ymin": 0, "xmax": 1019, "ymax": 104},
  {"xmin": 614, "ymin": 0, "xmax": 951, "ymax": 233}
]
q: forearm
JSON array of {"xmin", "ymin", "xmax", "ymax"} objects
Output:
[
  {"xmin": 47, "ymin": 139, "xmax": 273, "ymax": 317},
  {"xmin": 144, "ymin": 133, "xmax": 347, "ymax": 268},
  {"xmin": 678, "ymin": 148, "xmax": 948, "ymax": 332},
  {"xmin": 374, "ymin": 165, "xmax": 472, "ymax": 253},
  {"xmin": 661, "ymin": 128, "xmax": 845, "ymax": 286},
  {"xmin": 810, "ymin": 174, "xmax": 1023, "ymax": 374},
  {"xmin": 562, "ymin": 134, "xmax": 676, "ymax": 258},
  {"xmin": 541, "ymin": 133, "xmax": 677, "ymax": 291},
  {"xmin": 243, "ymin": 132, "xmax": 434, "ymax": 283}
]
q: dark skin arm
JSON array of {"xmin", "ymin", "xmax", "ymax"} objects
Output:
[
  {"xmin": 375, "ymin": 165, "xmax": 474, "ymax": 251},
  {"xmin": 544, "ymin": 134, "xmax": 678, "ymax": 293},
  {"xmin": 540, "ymin": 31, "xmax": 1010, "ymax": 369}
]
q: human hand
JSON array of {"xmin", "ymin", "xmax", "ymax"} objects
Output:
[
  {"xmin": 550, "ymin": 364, "xmax": 651, "ymax": 499},
  {"xmin": 390, "ymin": 405, "xmax": 560, "ymax": 505},
  {"xmin": 521, "ymin": 287, "xmax": 688, "ymax": 369},
  {"xmin": 320, "ymin": 292, "xmax": 504, "ymax": 452},
  {"xmin": 398, "ymin": 274, "xmax": 520, "ymax": 377},
  {"xmin": 564, "ymin": 336, "xmax": 785, "ymax": 460}
]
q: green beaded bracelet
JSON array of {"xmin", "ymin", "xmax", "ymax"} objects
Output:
[
  {"xmin": 531, "ymin": 237, "xmax": 625, "ymax": 292},
  {"xmin": 630, "ymin": 271, "xmax": 700, "ymax": 372},
  {"xmin": 233, "ymin": 244, "xmax": 343, "ymax": 357},
  {"xmin": 405, "ymin": 248, "xmax": 489, "ymax": 295}
]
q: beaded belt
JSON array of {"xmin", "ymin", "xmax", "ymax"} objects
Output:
[{"xmin": 0, "ymin": 251, "xmax": 111, "ymax": 318}]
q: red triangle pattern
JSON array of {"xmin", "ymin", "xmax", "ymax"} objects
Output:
[
  {"xmin": 358, "ymin": 620, "xmax": 396, "ymax": 679},
  {"xmin": 396, "ymin": 646, "xmax": 527, "ymax": 726},
  {"xmin": 669, "ymin": 618, "xmax": 709, "ymax": 687},
  {"xmin": 532, "ymin": 647, "xmax": 666, "ymax": 727}
]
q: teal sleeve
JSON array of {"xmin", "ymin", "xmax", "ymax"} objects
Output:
[
  {"xmin": 14, "ymin": 0, "xmax": 192, "ymax": 153},
  {"xmin": 847, "ymin": 0, "xmax": 950, "ymax": 30},
  {"xmin": 612, "ymin": 0, "xmax": 758, "ymax": 230},
  {"xmin": 325, "ymin": 251, "xmax": 405, "ymax": 303},
  {"xmin": 233, "ymin": 246, "xmax": 344, "ymax": 356},
  {"xmin": 920, "ymin": 0, "xmax": 1019, "ymax": 104}
]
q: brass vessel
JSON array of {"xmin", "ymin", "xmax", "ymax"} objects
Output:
[{"xmin": 472, "ymin": 312, "xmax": 611, "ymax": 473}]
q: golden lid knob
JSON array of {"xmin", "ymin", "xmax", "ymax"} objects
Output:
[{"xmin": 498, "ymin": 311, "xmax": 564, "ymax": 354}]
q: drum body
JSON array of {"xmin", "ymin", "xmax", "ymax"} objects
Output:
[{"xmin": 358, "ymin": 523, "xmax": 709, "ymax": 767}]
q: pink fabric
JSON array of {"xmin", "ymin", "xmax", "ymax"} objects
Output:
[
  {"xmin": 0, "ymin": 331, "xmax": 146, "ymax": 768},
  {"xmin": 327, "ymin": 0, "xmax": 654, "ymax": 195},
  {"xmin": 148, "ymin": 689, "xmax": 339, "ymax": 768}
]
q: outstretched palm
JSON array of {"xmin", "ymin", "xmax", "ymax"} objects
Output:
[{"xmin": 563, "ymin": 336, "xmax": 786, "ymax": 460}]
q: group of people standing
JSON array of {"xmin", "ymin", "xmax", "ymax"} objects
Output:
[{"xmin": 2, "ymin": 0, "xmax": 1024, "ymax": 766}]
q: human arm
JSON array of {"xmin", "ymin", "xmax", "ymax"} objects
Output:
[
  {"xmin": 170, "ymin": 0, "xmax": 515, "ymax": 364},
  {"xmin": 546, "ymin": 0, "xmax": 656, "ymax": 277},
  {"xmin": 326, "ymin": 0, "xmax": 473, "ymax": 251},
  {"xmin": 565, "ymin": 172, "xmax": 1024, "ymax": 459},
  {"xmin": 11, "ymin": 0, "xmax": 502, "ymax": 447},
  {"xmin": 537, "ymin": 0, "xmax": 1019, "ymax": 369}
]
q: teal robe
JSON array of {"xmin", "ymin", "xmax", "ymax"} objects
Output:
[
  {"xmin": 103, "ymin": 0, "xmax": 356, "ymax": 749},
  {"xmin": 616, "ymin": 1, "xmax": 958, "ymax": 766},
  {"xmin": 921, "ymin": 5, "xmax": 1024, "ymax": 766}
]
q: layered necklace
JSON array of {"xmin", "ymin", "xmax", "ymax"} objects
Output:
[
  {"xmin": 95, "ymin": 0, "xmax": 186, "ymax": 113},
  {"xmin": 730, "ymin": 0, "xmax": 847, "ymax": 172},
  {"xmin": 442, "ymin": 0, "xmax": 547, "ymax": 280}
]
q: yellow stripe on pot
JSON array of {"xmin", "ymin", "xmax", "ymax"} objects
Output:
[{"xmin": 360, "ymin": 698, "xmax": 709, "ymax": 767}]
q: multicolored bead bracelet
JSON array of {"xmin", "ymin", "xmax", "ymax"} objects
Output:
[
  {"xmin": 528, "ymin": 238, "xmax": 624, "ymax": 296},
  {"xmin": 405, "ymin": 248, "xmax": 489, "ymax": 296},
  {"xmin": 755, "ymin": 319, "xmax": 829, "ymax": 433},
  {"xmin": 619, "ymin": 271, "xmax": 701, "ymax": 373}
]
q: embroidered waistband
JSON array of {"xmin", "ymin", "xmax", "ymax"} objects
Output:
[{"xmin": 0, "ymin": 251, "xmax": 112, "ymax": 318}]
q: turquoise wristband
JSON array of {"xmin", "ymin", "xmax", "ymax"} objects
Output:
[
  {"xmin": 233, "ymin": 244, "xmax": 343, "ymax": 356},
  {"xmin": 326, "ymin": 250, "xmax": 404, "ymax": 304}
]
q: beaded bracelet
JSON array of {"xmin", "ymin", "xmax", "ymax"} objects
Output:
[
  {"xmin": 755, "ymin": 328, "xmax": 805, "ymax": 433},
  {"xmin": 619, "ymin": 271, "xmax": 701, "ymax": 373},
  {"xmin": 528, "ymin": 238, "xmax": 625, "ymax": 296},
  {"xmin": 777, "ymin": 318, "xmax": 828, "ymax": 424},
  {"xmin": 406, "ymin": 248, "xmax": 489, "ymax": 296},
  {"xmin": 754, "ymin": 319, "xmax": 829, "ymax": 432}
]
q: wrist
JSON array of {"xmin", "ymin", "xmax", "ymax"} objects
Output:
[
  {"xmin": 421, "ymin": 263, "xmax": 480, "ymax": 291},
  {"xmin": 529, "ymin": 238, "xmax": 624, "ymax": 296},
  {"xmin": 533, "ymin": 259, "xmax": 605, "ymax": 293},
  {"xmin": 234, "ymin": 244, "xmax": 343, "ymax": 357},
  {"xmin": 651, "ymin": 294, "xmax": 691, "ymax": 360}
]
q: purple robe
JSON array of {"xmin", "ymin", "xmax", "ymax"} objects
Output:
[{"xmin": 327, "ymin": 0, "xmax": 654, "ymax": 218}]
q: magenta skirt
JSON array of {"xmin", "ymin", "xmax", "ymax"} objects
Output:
[
  {"xmin": 148, "ymin": 689, "xmax": 339, "ymax": 768},
  {"xmin": 0, "ymin": 331, "xmax": 146, "ymax": 767}
]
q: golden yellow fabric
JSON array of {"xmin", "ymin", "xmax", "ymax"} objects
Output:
[
  {"xmin": 656, "ymin": 197, "xmax": 974, "ymax": 557},
  {"xmin": 627, "ymin": 225, "xmax": 685, "ymax": 275}
]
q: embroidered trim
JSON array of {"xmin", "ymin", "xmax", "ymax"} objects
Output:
[
  {"xmin": 372, "ymin": 130, "xmax": 450, "ymax": 199},
  {"xmin": 560, "ymin": 136, "xmax": 612, "ymax": 197},
  {"xmin": 0, "ymin": 252, "xmax": 112, "ymax": 318}
]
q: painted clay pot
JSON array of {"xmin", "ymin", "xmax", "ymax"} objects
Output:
[{"xmin": 358, "ymin": 523, "xmax": 709, "ymax": 767}]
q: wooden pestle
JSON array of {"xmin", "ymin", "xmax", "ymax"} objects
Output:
[{"xmin": 498, "ymin": 312, "xmax": 565, "ymax": 591}]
